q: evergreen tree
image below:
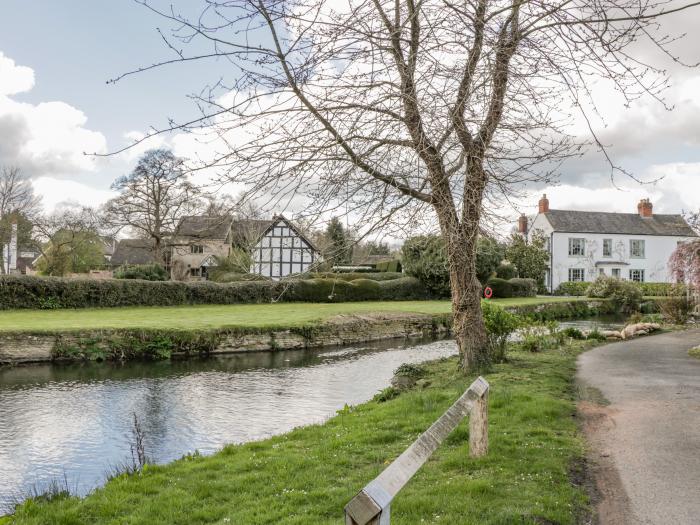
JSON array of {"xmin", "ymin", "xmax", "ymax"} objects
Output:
[{"xmin": 325, "ymin": 217, "xmax": 352, "ymax": 265}]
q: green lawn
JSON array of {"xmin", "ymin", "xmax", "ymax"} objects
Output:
[
  {"xmin": 5, "ymin": 340, "xmax": 593, "ymax": 525},
  {"xmin": 0, "ymin": 296, "xmax": 587, "ymax": 332}
]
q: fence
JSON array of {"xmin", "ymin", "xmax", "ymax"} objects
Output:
[{"xmin": 344, "ymin": 376, "xmax": 490, "ymax": 525}]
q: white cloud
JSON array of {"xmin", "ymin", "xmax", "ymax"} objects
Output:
[
  {"xmin": 32, "ymin": 177, "xmax": 116, "ymax": 213},
  {"xmin": 0, "ymin": 52, "xmax": 34, "ymax": 95},
  {"xmin": 0, "ymin": 51, "xmax": 107, "ymax": 178}
]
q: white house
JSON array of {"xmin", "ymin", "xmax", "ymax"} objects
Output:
[{"xmin": 519, "ymin": 195, "xmax": 698, "ymax": 292}]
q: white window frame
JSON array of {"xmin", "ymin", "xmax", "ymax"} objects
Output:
[
  {"xmin": 630, "ymin": 239, "xmax": 645, "ymax": 259},
  {"xmin": 190, "ymin": 245, "xmax": 204, "ymax": 254},
  {"xmin": 629, "ymin": 269, "xmax": 645, "ymax": 282},
  {"xmin": 612, "ymin": 268, "xmax": 621, "ymax": 278},
  {"xmin": 568, "ymin": 238, "xmax": 585, "ymax": 256},
  {"xmin": 603, "ymin": 239, "xmax": 612, "ymax": 257},
  {"xmin": 568, "ymin": 268, "xmax": 585, "ymax": 282}
]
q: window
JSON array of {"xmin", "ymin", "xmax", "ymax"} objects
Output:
[
  {"xmin": 189, "ymin": 267, "xmax": 202, "ymax": 277},
  {"xmin": 568, "ymin": 238, "xmax": 585, "ymax": 256},
  {"xmin": 603, "ymin": 239, "xmax": 612, "ymax": 257},
  {"xmin": 190, "ymin": 245, "xmax": 204, "ymax": 254},
  {"xmin": 630, "ymin": 239, "xmax": 645, "ymax": 258},
  {"xmin": 568, "ymin": 268, "xmax": 585, "ymax": 282},
  {"xmin": 629, "ymin": 269, "xmax": 645, "ymax": 282},
  {"xmin": 598, "ymin": 268, "xmax": 605, "ymax": 276},
  {"xmin": 612, "ymin": 268, "xmax": 621, "ymax": 278}
]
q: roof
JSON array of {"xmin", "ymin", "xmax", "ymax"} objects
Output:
[
  {"xmin": 543, "ymin": 210, "xmax": 697, "ymax": 237},
  {"xmin": 175, "ymin": 216, "xmax": 235, "ymax": 240},
  {"xmin": 231, "ymin": 219, "xmax": 274, "ymax": 246},
  {"xmin": 110, "ymin": 239, "xmax": 158, "ymax": 266}
]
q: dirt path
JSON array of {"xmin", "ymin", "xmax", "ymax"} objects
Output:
[{"xmin": 577, "ymin": 328, "xmax": 700, "ymax": 525}]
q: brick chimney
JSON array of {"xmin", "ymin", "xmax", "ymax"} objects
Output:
[
  {"xmin": 638, "ymin": 198, "xmax": 653, "ymax": 218},
  {"xmin": 518, "ymin": 214, "xmax": 528, "ymax": 234},
  {"xmin": 538, "ymin": 194, "xmax": 549, "ymax": 214}
]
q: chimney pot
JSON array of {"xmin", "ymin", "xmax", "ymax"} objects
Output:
[
  {"xmin": 638, "ymin": 198, "xmax": 653, "ymax": 218},
  {"xmin": 538, "ymin": 194, "xmax": 550, "ymax": 214},
  {"xmin": 518, "ymin": 214, "xmax": 528, "ymax": 235}
]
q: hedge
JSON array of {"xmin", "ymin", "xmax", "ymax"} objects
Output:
[
  {"xmin": 302, "ymin": 272, "xmax": 404, "ymax": 282},
  {"xmin": 554, "ymin": 281, "xmax": 590, "ymax": 296},
  {"xmin": 509, "ymin": 278, "xmax": 537, "ymax": 297},
  {"xmin": 555, "ymin": 280, "xmax": 686, "ymax": 297},
  {"xmin": 0, "ymin": 275, "xmax": 431, "ymax": 310},
  {"xmin": 486, "ymin": 277, "xmax": 513, "ymax": 298},
  {"xmin": 374, "ymin": 259, "xmax": 402, "ymax": 273}
]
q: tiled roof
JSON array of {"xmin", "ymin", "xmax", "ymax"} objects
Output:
[{"xmin": 544, "ymin": 210, "xmax": 697, "ymax": 237}]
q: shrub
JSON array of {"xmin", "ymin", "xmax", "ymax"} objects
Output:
[
  {"xmin": 554, "ymin": 281, "xmax": 590, "ymax": 296},
  {"xmin": 561, "ymin": 327, "xmax": 585, "ymax": 340},
  {"xmin": 657, "ymin": 296, "xmax": 692, "ymax": 324},
  {"xmin": 509, "ymin": 278, "xmax": 537, "ymax": 297},
  {"xmin": 0, "ymin": 274, "xmax": 432, "ymax": 310},
  {"xmin": 587, "ymin": 276, "xmax": 642, "ymax": 313},
  {"xmin": 401, "ymin": 235, "xmax": 450, "ymax": 297},
  {"xmin": 495, "ymin": 261, "xmax": 517, "ymax": 280},
  {"xmin": 114, "ymin": 264, "xmax": 169, "ymax": 281},
  {"xmin": 482, "ymin": 302, "xmax": 520, "ymax": 362},
  {"xmin": 519, "ymin": 331, "xmax": 550, "ymax": 352},
  {"xmin": 485, "ymin": 277, "xmax": 513, "ymax": 298},
  {"xmin": 586, "ymin": 330, "xmax": 607, "ymax": 341},
  {"xmin": 210, "ymin": 272, "xmax": 270, "ymax": 283}
]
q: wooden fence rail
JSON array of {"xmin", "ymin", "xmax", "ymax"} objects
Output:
[{"xmin": 344, "ymin": 376, "xmax": 490, "ymax": 525}]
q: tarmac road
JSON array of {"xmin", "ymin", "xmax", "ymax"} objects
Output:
[{"xmin": 577, "ymin": 328, "xmax": 700, "ymax": 525}]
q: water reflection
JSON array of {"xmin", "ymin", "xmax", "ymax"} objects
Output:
[{"xmin": 0, "ymin": 337, "xmax": 456, "ymax": 513}]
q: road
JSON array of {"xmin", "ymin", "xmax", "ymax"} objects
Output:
[{"xmin": 577, "ymin": 328, "xmax": 700, "ymax": 525}]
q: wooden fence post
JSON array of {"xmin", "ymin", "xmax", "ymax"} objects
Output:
[{"xmin": 469, "ymin": 387, "xmax": 488, "ymax": 458}]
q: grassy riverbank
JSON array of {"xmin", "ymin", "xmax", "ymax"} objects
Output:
[
  {"xmin": 5, "ymin": 339, "xmax": 595, "ymax": 524},
  {"xmin": 0, "ymin": 296, "xmax": 589, "ymax": 332}
]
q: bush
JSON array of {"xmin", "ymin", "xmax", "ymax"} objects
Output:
[
  {"xmin": 509, "ymin": 278, "xmax": 537, "ymax": 297},
  {"xmin": 554, "ymin": 281, "xmax": 590, "ymax": 296},
  {"xmin": 485, "ymin": 277, "xmax": 513, "ymax": 298},
  {"xmin": 586, "ymin": 276, "xmax": 642, "ymax": 313},
  {"xmin": 113, "ymin": 264, "xmax": 169, "ymax": 281},
  {"xmin": 561, "ymin": 327, "xmax": 585, "ymax": 340},
  {"xmin": 0, "ymin": 275, "xmax": 432, "ymax": 310},
  {"xmin": 657, "ymin": 296, "xmax": 692, "ymax": 324},
  {"xmin": 495, "ymin": 262, "xmax": 517, "ymax": 280},
  {"xmin": 210, "ymin": 272, "xmax": 270, "ymax": 283},
  {"xmin": 401, "ymin": 235, "xmax": 450, "ymax": 297},
  {"xmin": 482, "ymin": 302, "xmax": 520, "ymax": 362}
]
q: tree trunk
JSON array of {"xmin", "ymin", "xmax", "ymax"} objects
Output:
[{"xmin": 442, "ymin": 221, "xmax": 489, "ymax": 373}]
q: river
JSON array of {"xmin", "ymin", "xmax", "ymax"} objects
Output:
[{"xmin": 0, "ymin": 337, "xmax": 457, "ymax": 513}]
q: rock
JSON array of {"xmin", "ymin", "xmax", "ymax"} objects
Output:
[
  {"xmin": 620, "ymin": 322, "xmax": 661, "ymax": 340},
  {"xmin": 600, "ymin": 330, "xmax": 622, "ymax": 340}
]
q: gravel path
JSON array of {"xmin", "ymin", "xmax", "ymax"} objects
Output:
[{"xmin": 577, "ymin": 328, "xmax": 700, "ymax": 525}]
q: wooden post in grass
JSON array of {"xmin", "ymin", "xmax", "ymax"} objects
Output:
[
  {"xmin": 469, "ymin": 386, "xmax": 488, "ymax": 458},
  {"xmin": 345, "ymin": 377, "xmax": 489, "ymax": 525}
]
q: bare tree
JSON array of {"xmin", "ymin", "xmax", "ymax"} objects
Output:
[
  {"xmin": 103, "ymin": 149, "xmax": 202, "ymax": 264},
  {"xmin": 118, "ymin": 0, "xmax": 700, "ymax": 371},
  {"xmin": 0, "ymin": 166, "xmax": 42, "ymax": 273}
]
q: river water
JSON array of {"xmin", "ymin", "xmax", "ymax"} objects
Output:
[{"xmin": 0, "ymin": 337, "xmax": 457, "ymax": 513}]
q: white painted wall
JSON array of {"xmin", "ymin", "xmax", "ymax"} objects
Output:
[
  {"xmin": 251, "ymin": 219, "xmax": 317, "ymax": 280},
  {"xmin": 527, "ymin": 214, "xmax": 693, "ymax": 292}
]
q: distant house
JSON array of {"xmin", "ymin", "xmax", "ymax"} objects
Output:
[
  {"xmin": 110, "ymin": 239, "xmax": 158, "ymax": 267},
  {"xmin": 518, "ymin": 195, "xmax": 698, "ymax": 292},
  {"xmin": 170, "ymin": 215, "xmax": 321, "ymax": 281}
]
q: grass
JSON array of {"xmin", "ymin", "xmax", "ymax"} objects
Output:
[
  {"xmin": 689, "ymin": 346, "xmax": 700, "ymax": 359},
  {"xmin": 4, "ymin": 339, "xmax": 595, "ymax": 525},
  {"xmin": 0, "ymin": 296, "xmax": 588, "ymax": 333}
]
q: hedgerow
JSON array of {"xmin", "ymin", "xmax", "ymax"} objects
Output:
[{"xmin": 0, "ymin": 275, "xmax": 432, "ymax": 310}]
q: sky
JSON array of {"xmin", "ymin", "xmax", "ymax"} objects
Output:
[{"xmin": 1, "ymin": 1, "xmax": 700, "ymax": 232}]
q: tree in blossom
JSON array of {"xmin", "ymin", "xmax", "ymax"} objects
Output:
[{"xmin": 669, "ymin": 240, "xmax": 700, "ymax": 291}]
